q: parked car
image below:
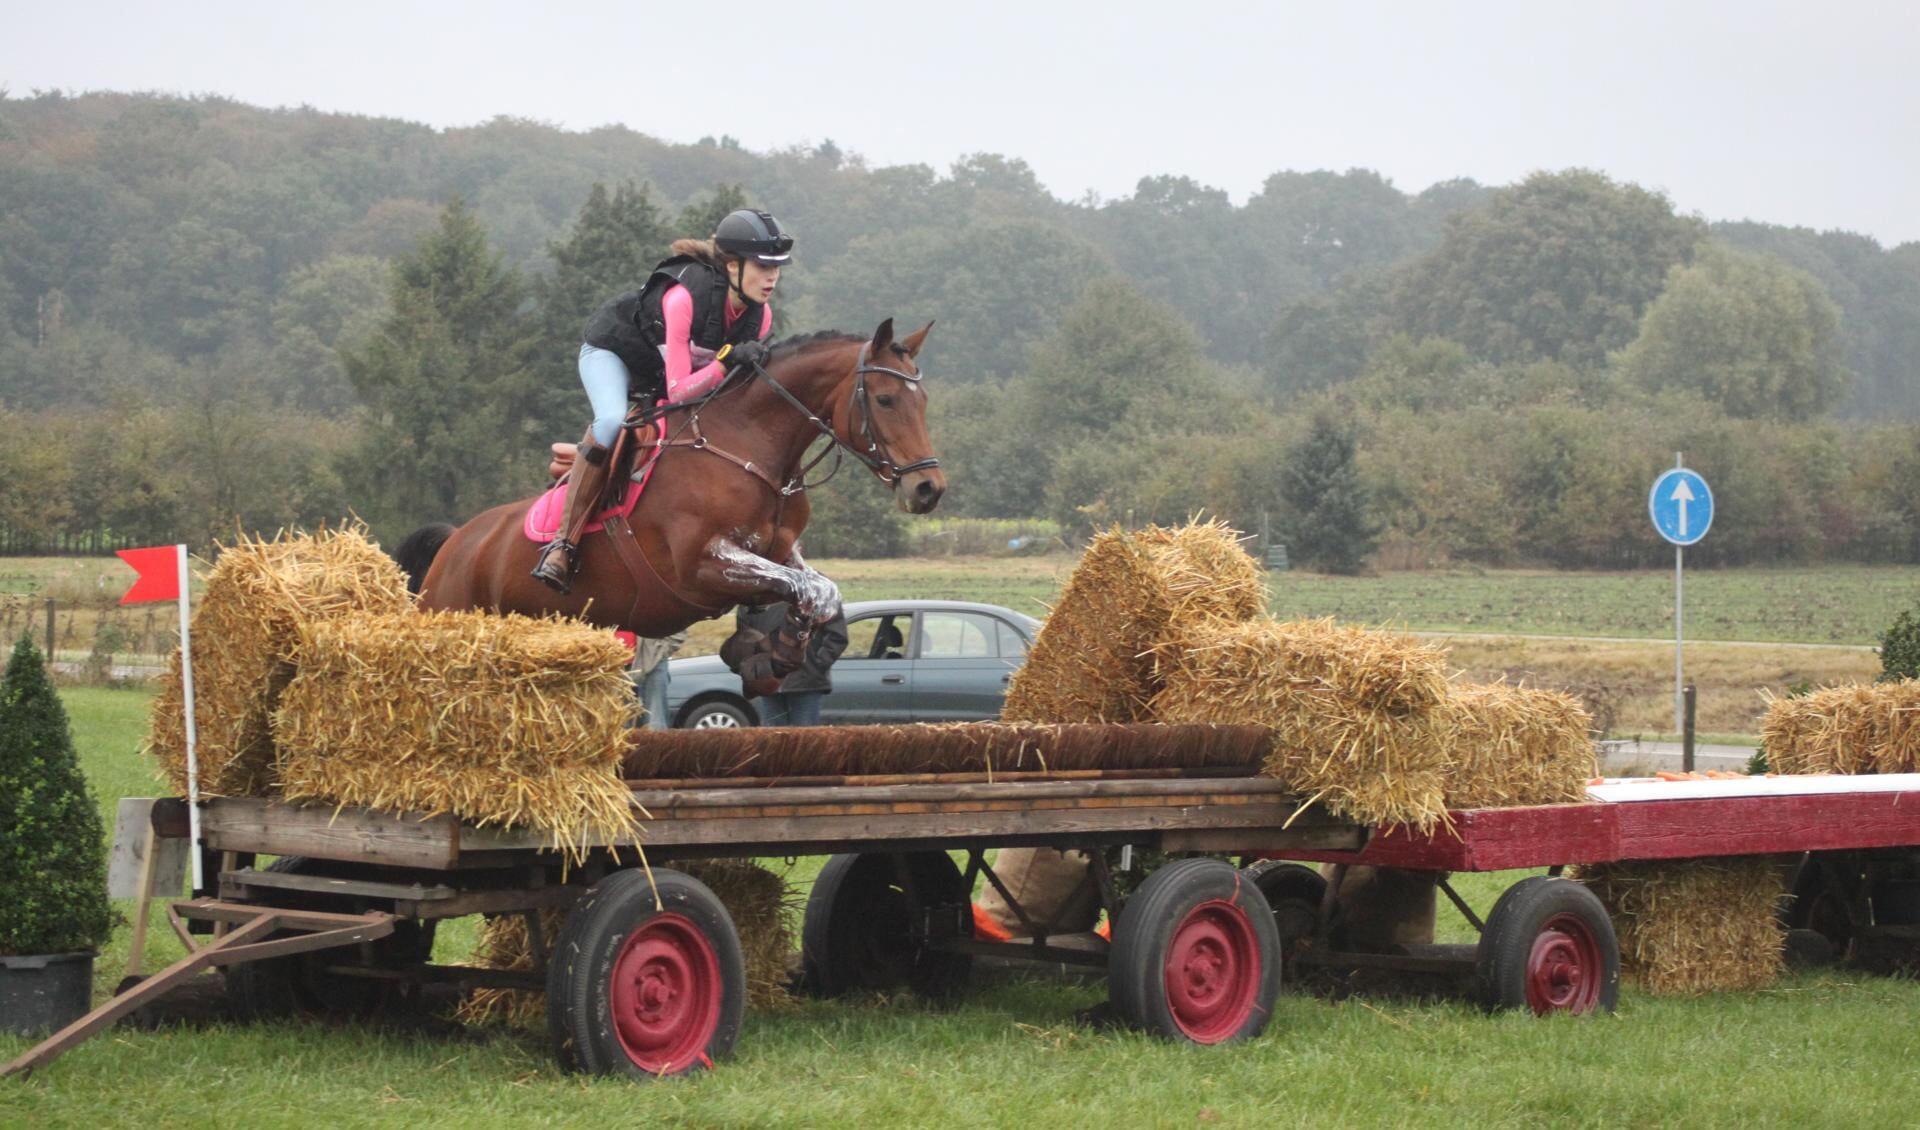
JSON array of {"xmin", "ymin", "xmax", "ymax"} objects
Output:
[{"xmin": 664, "ymin": 599, "xmax": 1041, "ymax": 728}]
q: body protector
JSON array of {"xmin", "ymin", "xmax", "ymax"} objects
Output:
[{"xmin": 582, "ymin": 255, "xmax": 766, "ymax": 402}]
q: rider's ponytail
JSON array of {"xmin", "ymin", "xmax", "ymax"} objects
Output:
[{"xmin": 670, "ymin": 237, "xmax": 724, "ymax": 265}]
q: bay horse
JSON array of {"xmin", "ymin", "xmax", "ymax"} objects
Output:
[{"xmin": 397, "ymin": 319, "xmax": 943, "ymax": 689}]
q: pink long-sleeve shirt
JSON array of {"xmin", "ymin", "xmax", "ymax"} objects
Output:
[{"xmin": 659, "ymin": 284, "xmax": 773, "ymax": 400}]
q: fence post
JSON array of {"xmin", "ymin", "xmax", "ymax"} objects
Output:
[
  {"xmin": 45, "ymin": 597, "xmax": 56, "ymax": 661},
  {"xmin": 1682, "ymin": 684, "xmax": 1697, "ymax": 773}
]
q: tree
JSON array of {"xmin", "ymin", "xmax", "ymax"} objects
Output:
[
  {"xmin": 0, "ymin": 636, "xmax": 115, "ymax": 957},
  {"xmin": 1280, "ymin": 411, "xmax": 1378, "ymax": 574},
  {"xmin": 1384, "ymin": 169, "xmax": 1704, "ymax": 366},
  {"xmin": 1614, "ymin": 243, "xmax": 1851, "ymax": 420},
  {"xmin": 339, "ymin": 199, "xmax": 537, "ymax": 542}
]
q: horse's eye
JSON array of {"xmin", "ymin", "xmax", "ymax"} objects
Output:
[{"xmin": 877, "ymin": 395, "xmax": 896, "ymax": 409}]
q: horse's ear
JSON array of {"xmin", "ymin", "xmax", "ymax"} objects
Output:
[
  {"xmin": 871, "ymin": 318, "xmax": 895, "ymax": 354},
  {"xmin": 901, "ymin": 320, "xmax": 935, "ymax": 358}
]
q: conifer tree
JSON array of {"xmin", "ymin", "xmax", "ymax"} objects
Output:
[
  {"xmin": 1281, "ymin": 412, "xmax": 1379, "ymax": 575},
  {"xmin": 0, "ymin": 636, "xmax": 115, "ymax": 956}
]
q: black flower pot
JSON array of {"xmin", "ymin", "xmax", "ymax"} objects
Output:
[{"xmin": 0, "ymin": 951, "xmax": 95, "ymax": 1036}]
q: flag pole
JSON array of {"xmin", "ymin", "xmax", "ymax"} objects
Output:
[{"xmin": 176, "ymin": 543, "xmax": 202, "ymax": 893}]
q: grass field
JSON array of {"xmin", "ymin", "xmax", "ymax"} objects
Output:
[{"xmin": 7, "ymin": 686, "xmax": 1920, "ymax": 1126}]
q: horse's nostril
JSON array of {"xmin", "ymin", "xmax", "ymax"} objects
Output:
[{"xmin": 916, "ymin": 480, "xmax": 935, "ymax": 500}]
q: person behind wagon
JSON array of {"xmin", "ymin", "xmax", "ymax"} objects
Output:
[
  {"xmin": 531, "ymin": 208, "xmax": 793, "ymax": 592},
  {"xmin": 735, "ymin": 599, "xmax": 849, "ymax": 726}
]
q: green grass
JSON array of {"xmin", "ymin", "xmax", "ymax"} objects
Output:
[{"xmin": 10, "ymin": 687, "xmax": 1920, "ymax": 1125}]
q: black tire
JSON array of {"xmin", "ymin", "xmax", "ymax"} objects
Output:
[
  {"xmin": 678, "ymin": 696, "xmax": 755, "ymax": 730},
  {"xmin": 1475, "ymin": 876, "xmax": 1619, "ymax": 1015},
  {"xmin": 224, "ymin": 857, "xmax": 435, "ymax": 1022},
  {"xmin": 1109, "ymin": 858, "xmax": 1281, "ymax": 1044},
  {"xmin": 800, "ymin": 852, "xmax": 973, "ymax": 1000},
  {"xmin": 1243, "ymin": 861, "xmax": 1327, "ymax": 985},
  {"xmin": 545, "ymin": 868, "xmax": 745, "ymax": 1079},
  {"xmin": 1785, "ymin": 854, "xmax": 1857, "ymax": 958}
]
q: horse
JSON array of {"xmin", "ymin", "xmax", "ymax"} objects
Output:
[{"xmin": 397, "ymin": 319, "xmax": 943, "ymax": 690}]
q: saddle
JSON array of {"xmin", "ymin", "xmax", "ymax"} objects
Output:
[{"xmin": 523, "ymin": 418, "xmax": 662, "ymax": 545}]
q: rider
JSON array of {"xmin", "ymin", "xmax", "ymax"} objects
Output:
[{"xmin": 532, "ymin": 208, "xmax": 793, "ymax": 592}]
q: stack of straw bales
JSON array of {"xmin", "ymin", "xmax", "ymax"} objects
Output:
[
  {"xmin": 460, "ymin": 860, "xmax": 797, "ymax": 1025},
  {"xmin": 273, "ymin": 609, "xmax": 640, "ymax": 856},
  {"xmin": 1437, "ymin": 684, "xmax": 1596, "ymax": 810},
  {"xmin": 1152, "ymin": 617, "xmax": 1453, "ymax": 831},
  {"xmin": 1762, "ymin": 681, "xmax": 1920, "ymax": 774},
  {"xmin": 144, "ymin": 526, "xmax": 412, "ymax": 797},
  {"xmin": 1003, "ymin": 521, "xmax": 1267, "ymax": 724},
  {"xmin": 1573, "ymin": 857, "xmax": 1786, "ymax": 994}
]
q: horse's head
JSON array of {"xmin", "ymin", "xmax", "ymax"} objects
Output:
[{"xmin": 839, "ymin": 318, "xmax": 945, "ymax": 514}]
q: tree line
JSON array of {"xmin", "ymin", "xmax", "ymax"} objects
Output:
[{"xmin": 2, "ymin": 91, "xmax": 1918, "ymax": 569}]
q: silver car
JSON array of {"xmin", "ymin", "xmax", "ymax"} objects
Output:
[{"xmin": 664, "ymin": 599, "xmax": 1041, "ymax": 728}]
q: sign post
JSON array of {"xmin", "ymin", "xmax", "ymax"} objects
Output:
[{"xmin": 1649, "ymin": 458, "xmax": 1714, "ymax": 736}]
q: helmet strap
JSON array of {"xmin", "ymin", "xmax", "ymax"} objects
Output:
[{"xmin": 726, "ymin": 258, "xmax": 753, "ymax": 310}]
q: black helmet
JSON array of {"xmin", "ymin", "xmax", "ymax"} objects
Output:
[{"xmin": 714, "ymin": 209, "xmax": 793, "ymax": 265}]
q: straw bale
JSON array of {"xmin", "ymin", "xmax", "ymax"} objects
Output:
[
  {"xmin": 460, "ymin": 860, "xmax": 796, "ymax": 1025},
  {"xmin": 1150, "ymin": 618, "xmax": 1451, "ymax": 830},
  {"xmin": 1761, "ymin": 681, "xmax": 1920, "ymax": 775},
  {"xmin": 145, "ymin": 525, "xmax": 412, "ymax": 797},
  {"xmin": 1003, "ymin": 521, "xmax": 1265, "ymax": 724},
  {"xmin": 1438, "ymin": 683, "xmax": 1597, "ymax": 810},
  {"xmin": 623, "ymin": 722, "xmax": 1274, "ymax": 780},
  {"xmin": 1572, "ymin": 857, "xmax": 1786, "ymax": 995},
  {"xmin": 273, "ymin": 609, "xmax": 640, "ymax": 856}
]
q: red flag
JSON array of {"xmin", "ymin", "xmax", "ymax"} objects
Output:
[{"xmin": 117, "ymin": 546, "xmax": 182, "ymax": 605}]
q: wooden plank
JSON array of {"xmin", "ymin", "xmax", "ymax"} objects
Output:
[
  {"xmin": 630, "ymin": 776, "xmax": 1298, "ymax": 810},
  {"xmin": 395, "ymin": 883, "xmax": 586, "ymax": 921},
  {"xmin": 220, "ymin": 867, "xmax": 455, "ymax": 902},
  {"xmin": 202, "ymin": 799, "xmax": 459, "ymax": 869},
  {"xmin": 624, "ymin": 766, "xmax": 1258, "ymax": 790}
]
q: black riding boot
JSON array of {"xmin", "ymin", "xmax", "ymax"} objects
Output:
[{"xmin": 531, "ymin": 434, "xmax": 613, "ymax": 593}]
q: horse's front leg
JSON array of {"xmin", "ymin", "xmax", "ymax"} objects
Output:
[{"xmin": 696, "ymin": 535, "xmax": 843, "ymax": 624}]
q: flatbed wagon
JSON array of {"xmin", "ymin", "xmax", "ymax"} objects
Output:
[{"xmin": 12, "ymin": 771, "xmax": 1920, "ymax": 1081}]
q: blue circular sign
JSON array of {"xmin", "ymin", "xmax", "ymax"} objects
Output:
[{"xmin": 1649, "ymin": 469, "xmax": 1713, "ymax": 546}]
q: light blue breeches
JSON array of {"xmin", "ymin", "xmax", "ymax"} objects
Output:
[{"xmin": 579, "ymin": 343, "xmax": 632, "ymax": 448}]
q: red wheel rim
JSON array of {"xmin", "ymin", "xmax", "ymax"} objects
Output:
[
  {"xmin": 1163, "ymin": 898, "xmax": 1261, "ymax": 1044},
  {"xmin": 1526, "ymin": 912, "xmax": 1604, "ymax": 1015},
  {"xmin": 609, "ymin": 913, "xmax": 722, "ymax": 1073}
]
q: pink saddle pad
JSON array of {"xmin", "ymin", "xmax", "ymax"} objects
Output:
[{"xmin": 523, "ymin": 457, "xmax": 658, "ymax": 545}]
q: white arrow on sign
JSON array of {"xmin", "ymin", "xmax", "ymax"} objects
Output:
[{"xmin": 1670, "ymin": 477, "xmax": 1696, "ymax": 539}]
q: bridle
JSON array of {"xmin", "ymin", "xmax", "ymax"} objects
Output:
[{"xmin": 635, "ymin": 341, "xmax": 939, "ymax": 499}]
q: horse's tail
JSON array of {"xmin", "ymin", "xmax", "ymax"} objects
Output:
[{"xmin": 393, "ymin": 523, "xmax": 456, "ymax": 595}]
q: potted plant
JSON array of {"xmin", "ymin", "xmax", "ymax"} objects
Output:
[{"xmin": 1, "ymin": 636, "xmax": 116, "ymax": 1036}]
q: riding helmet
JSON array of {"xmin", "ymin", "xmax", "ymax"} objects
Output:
[{"xmin": 714, "ymin": 209, "xmax": 794, "ymax": 265}]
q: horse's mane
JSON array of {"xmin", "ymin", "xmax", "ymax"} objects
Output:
[{"xmin": 769, "ymin": 330, "xmax": 905, "ymax": 362}]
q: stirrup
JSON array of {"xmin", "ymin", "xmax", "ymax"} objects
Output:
[{"xmin": 531, "ymin": 538, "xmax": 578, "ymax": 593}]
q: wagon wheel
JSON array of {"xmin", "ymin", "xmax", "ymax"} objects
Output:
[
  {"xmin": 1784, "ymin": 853, "xmax": 1858, "ymax": 962},
  {"xmin": 1242, "ymin": 860, "xmax": 1328, "ymax": 986},
  {"xmin": 1110, "ymin": 858, "xmax": 1282, "ymax": 1044},
  {"xmin": 800, "ymin": 852, "xmax": 973, "ymax": 1000},
  {"xmin": 1475, "ymin": 876, "xmax": 1619, "ymax": 1016},
  {"xmin": 545, "ymin": 868, "xmax": 745, "ymax": 1079},
  {"xmin": 225, "ymin": 856, "xmax": 436, "ymax": 1022}
]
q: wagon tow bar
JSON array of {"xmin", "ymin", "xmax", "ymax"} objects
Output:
[{"xmin": 2, "ymin": 899, "xmax": 396, "ymax": 1080}]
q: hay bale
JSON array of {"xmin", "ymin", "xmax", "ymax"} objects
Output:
[
  {"xmin": 272, "ymin": 609, "xmax": 639, "ymax": 856},
  {"xmin": 1761, "ymin": 681, "xmax": 1920, "ymax": 774},
  {"xmin": 1003, "ymin": 521, "xmax": 1265, "ymax": 724},
  {"xmin": 1150, "ymin": 618, "xmax": 1451, "ymax": 830},
  {"xmin": 1572, "ymin": 857, "xmax": 1786, "ymax": 995},
  {"xmin": 1439, "ymin": 683, "xmax": 1596, "ymax": 810},
  {"xmin": 145, "ymin": 526, "xmax": 412, "ymax": 797},
  {"xmin": 460, "ymin": 860, "xmax": 796, "ymax": 1025}
]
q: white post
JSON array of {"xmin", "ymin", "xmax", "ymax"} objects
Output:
[
  {"xmin": 1673, "ymin": 453, "xmax": 1684, "ymax": 737},
  {"xmin": 176, "ymin": 543, "xmax": 202, "ymax": 892}
]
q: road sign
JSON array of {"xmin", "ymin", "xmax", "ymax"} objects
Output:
[{"xmin": 1649, "ymin": 468, "xmax": 1713, "ymax": 546}]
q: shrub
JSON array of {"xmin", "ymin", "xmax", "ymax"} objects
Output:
[
  {"xmin": 0, "ymin": 636, "xmax": 116, "ymax": 955},
  {"xmin": 1880, "ymin": 609, "xmax": 1920, "ymax": 682},
  {"xmin": 796, "ymin": 482, "xmax": 909, "ymax": 559}
]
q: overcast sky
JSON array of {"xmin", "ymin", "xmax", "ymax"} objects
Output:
[{"xmin": 7, "ymin": 0, "xmax": 1917, "ymax": 245}]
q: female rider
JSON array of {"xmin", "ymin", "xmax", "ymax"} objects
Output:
[{"xmin": 532, "ymin": 208, "xmax": 793, "ymax": 592}]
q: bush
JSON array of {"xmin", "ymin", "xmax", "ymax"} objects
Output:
[
  {"xmin": 1880, "ymin": 609, "xmax": 1920, "ymax": 682},
  {"xmin": 795, "ymin": 481, "xmax": 910, "ymax": 559},
  {"xmin": 0, "ymin": 636, "xmax": 116, "ymax": 955}
]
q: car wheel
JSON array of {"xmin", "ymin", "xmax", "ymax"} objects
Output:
[{"xmin": 680, "ymin": 698, "xmax": 753, "ymax": 730}]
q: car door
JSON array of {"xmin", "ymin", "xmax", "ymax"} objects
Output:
[
  {"xmin": 909, "ymin": 611, "xmax": 1024, "ymax": 721},
  {"xmin": 821, "ymin": 611, "xmax": 916, "ymax": 724}
]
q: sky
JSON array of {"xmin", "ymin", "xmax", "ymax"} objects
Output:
[{"xmin": 6, "ymin": 0, "xmax": 1917, "ymax": 245}]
